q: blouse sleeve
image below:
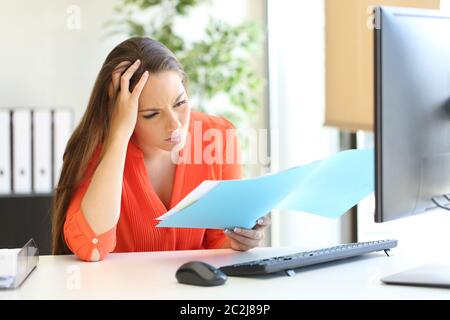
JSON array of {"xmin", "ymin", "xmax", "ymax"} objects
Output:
[
  {"xmin": 203, "ymin": 118, "xmax": 243, "ymax": 249},
  {"xmin": 63, "ymin": 147, "xmax": 117, "ymax": 261}
]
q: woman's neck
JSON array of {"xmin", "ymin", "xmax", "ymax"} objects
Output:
[{"xmin": 143, "ymin": 146, "xmax": 179, "ymax": 166}]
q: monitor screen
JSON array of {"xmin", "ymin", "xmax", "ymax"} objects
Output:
[{"xmin": 375, "ymin": 6, "xmax": 450, "ymax": 223}]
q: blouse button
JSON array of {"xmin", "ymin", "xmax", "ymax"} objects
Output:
[{"xmin": 92, "ymin": 238, "xmax": 99, "ymax": 245}]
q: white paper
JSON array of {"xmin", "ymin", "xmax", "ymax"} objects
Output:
[
  {"xmin": 0, "ymin": 249, "xmax": 20, "ymax": 277},
  {"xmin": 0, "ymin": 249, "xmax": 20, "ymax": 288},
  {"xmin": 158, "ymin": 180, "xmax": 221, "ymax": 220}
]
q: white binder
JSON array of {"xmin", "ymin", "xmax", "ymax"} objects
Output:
[
  {"xmin": 33, "ymin": 110, "xmax": 52, "ymax": 193},
  {"xmin": 0, "ymin": 110, "xmax": 11, "ymax": 194},
  {"xmin": 53, "ymin": 109, "xmax": 73, "ymax": 188},
  {"xmin": 12, "ymin": 109, "xmax": 32, "ymax": 193}
]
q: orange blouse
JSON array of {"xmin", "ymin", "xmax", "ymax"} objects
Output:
[{"xmin": 63, "ymin": 111, "xmax": 242, "ymax": 261}]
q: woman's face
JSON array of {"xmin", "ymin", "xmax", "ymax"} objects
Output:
[{"xmin": 132, "ymin": 70, "xmax": 191, "ymax": 156}]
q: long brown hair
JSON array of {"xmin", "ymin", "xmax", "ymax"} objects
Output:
[{"xmin": 51, "ymin": 37, "xmax": 187, "ymax": 254}]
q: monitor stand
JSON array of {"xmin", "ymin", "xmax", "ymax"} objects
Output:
[{"xmin": 381, "ymin": 264, "xmax": 450, "ymax": 288}]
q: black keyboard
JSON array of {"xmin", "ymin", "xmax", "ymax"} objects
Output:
[{"xmin": 219, "ymin": 239, "xmax": 398, "ymax": 276}]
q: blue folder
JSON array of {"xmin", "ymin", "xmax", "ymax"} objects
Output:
[{"xmin": 156, "ymin": 149, "xmax": 374, "ymax": 229}]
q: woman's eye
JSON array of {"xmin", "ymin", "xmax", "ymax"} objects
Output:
[
  {"xmin": 143, "ymin": 113, "xmax": 158, "ymax": 119},
  {"xmin": 174, "ymin": 100, "xmax": 187, "ymax": 108}
]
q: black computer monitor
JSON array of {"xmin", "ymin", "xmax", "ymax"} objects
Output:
[
  {"xmin": 375, "ymin": 5, "xmax": 450, "ymax": 223},
  {"xmin": 375, "ymin": 6, "xmax": 450, "ymax": 288}
]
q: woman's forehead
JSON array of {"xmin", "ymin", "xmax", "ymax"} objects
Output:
[{"xmin": 138, "ymin": 71, "xmax": 186, "ymax": 108}]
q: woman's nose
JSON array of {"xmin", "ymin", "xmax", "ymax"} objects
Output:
[{"xmin": 166, "ymin": 110, "xmax": 181, "ymax": 132}]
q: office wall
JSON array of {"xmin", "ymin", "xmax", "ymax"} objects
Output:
[{"xmin": 444, "ymin": 0, "xmax": 450, "ymax": 10}]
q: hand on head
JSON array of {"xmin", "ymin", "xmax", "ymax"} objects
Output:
[{"xmin": 108, "ymin": 59, "xmax": 149, "ymax": 140}]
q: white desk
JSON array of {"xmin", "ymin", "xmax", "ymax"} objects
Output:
[{"xmin": 1, "ymin": 246, "xmax": 450, "ymax": 299}]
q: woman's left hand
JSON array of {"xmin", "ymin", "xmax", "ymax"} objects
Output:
[{"xmin": 225, "ymin": 215, "xmax": 271, "ymax": 251}]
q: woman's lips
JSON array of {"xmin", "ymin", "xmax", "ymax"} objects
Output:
[{"xmin": 166, "ymin": 132, "xmax": 183, "ymax": 143}]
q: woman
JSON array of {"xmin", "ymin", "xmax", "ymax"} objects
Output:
[{"xmin": 51, "ymin": 37, "xmax": 270, "ymax": 261}]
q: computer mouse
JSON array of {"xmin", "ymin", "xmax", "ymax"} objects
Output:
[{"xmin": 175, "ymin": 261, "xmax": 228, "ymax": 286}]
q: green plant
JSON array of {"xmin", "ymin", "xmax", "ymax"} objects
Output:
[{"xmin": 103, "ymin": 0, "xmax": 264, "ymax": 127}]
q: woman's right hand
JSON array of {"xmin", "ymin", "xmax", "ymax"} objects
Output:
[{"xmin": 108, "ymin": 59, "xmax": 149, "ymax": 140}]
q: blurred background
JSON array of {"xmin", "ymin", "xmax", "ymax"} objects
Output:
[{"xmin": 2, "ymin": 0, "xmax": 450, "ymax": 256}]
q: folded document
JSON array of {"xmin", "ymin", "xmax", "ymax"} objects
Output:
[{"xmin": 156, "ymin": 149, "xmax": 374, "ymax": 229}]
